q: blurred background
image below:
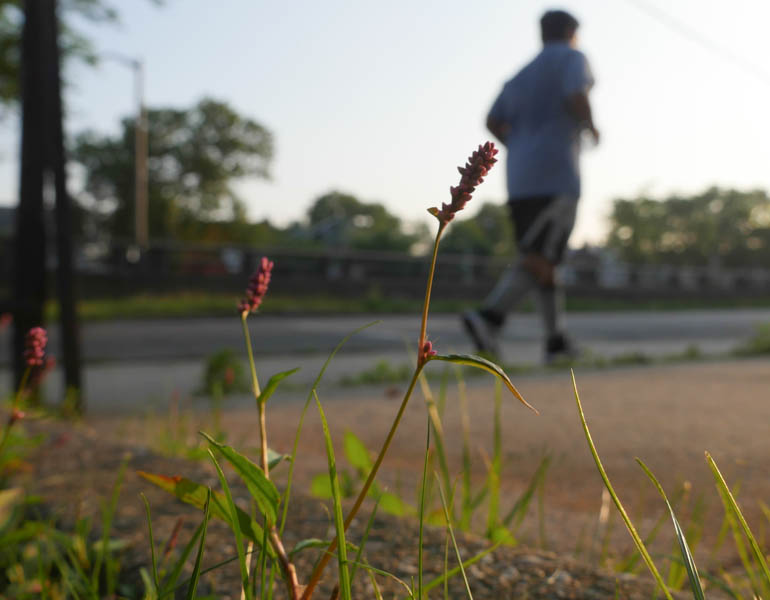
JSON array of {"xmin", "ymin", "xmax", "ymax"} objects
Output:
[{"xmin": 2, "ymin": 0, "xmax": 770, "ymax": 407}]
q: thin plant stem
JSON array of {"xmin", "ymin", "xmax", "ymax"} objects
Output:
[
  {"xmin": 0, "ymin": 366, "xmax": 31, "ymax": 457},
  {"xmin": 241, "ymin": 315, "xmax": 269, "ymax": 477},
  {"xmin": 301, "ymin": 366, "xmax": 425, "ymax": 600},
  {"xmin": 241, "ymin": 314, "xmax": 262, "ymax": 398},
  {"xmin": 418, "ymin": 224, "xmax": 446, "ymax": 352}
]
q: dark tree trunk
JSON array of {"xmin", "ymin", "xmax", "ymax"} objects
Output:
[
  {"xmin": 42, "ymin": 0, "xmax": 83, "ymax": 410},
  {"xmin": 12, "ymin": 0, "xmax": 83, "ymax": 410},
  {"xmin": 13, "ymin": 0, "xmax": 47, "ymax": 390}
]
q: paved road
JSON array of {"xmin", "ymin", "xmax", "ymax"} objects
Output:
[
  {"xmin": 2, "ymin": 309, "xmax": 770, "ymax": 364},
  {"xmin": 1, "ymin": 309, "xmax": 769, "ymax": 411}
]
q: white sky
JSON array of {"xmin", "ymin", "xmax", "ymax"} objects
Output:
[{"xmin": 1, "ymin": 0, "xmax": 769, "ymax": 245}]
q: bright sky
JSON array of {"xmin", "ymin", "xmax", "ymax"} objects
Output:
[{"xmin": 2, "ymin": 0, "xmax": 769, "ymax": 245}]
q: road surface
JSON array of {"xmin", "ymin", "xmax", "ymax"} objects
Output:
[{"xmin": 0, "ymin": 309, "xmax": 769, "ymax": 411}]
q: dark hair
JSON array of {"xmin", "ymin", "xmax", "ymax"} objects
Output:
[{"xmin": 540, "ymin": 10, "xmax": 579, "ymax": 42}]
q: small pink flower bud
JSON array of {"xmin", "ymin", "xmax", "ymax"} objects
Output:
[
  {"xmin": 239, "ymin": 257, "xmax": 274, "ymax": 316},
  {"xmin": 24, "ymin": 327, "xmax": 47, "ymax": 367},
  {"xmin": 429, "ymin": 142, "xmax": 498, "ymax": 225},
  {"xmin": 8, "ymin": 408, "xmax": 25, "ymax": 427},
  {"xmin": 419, "ymin": 339, "xmax": 437, "ymax": 365}
]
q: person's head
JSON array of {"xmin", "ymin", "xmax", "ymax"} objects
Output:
[{"xmin": 540, "ymin": 9, "xmax": 579, "ymax": 45}]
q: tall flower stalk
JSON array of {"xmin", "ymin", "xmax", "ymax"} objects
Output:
[
  {"xmin": 301, "ymin": 141, "xmax": 532, "ymax": 599},
  {"xmin": 0, "ymin": 327, "xmax": 49, "ymax": 457},
  {"xmin": 238, "ymin": 258, "xmax": 301, "ymax": 599}
]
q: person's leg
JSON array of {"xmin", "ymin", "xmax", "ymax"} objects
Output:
[
  {"xmin": 462, "ymin": 197, "xmax": 544, "ymax": 356},
  {"xmin": 527, "ymin": 196, "xmax": 578, "ymax": 361}
]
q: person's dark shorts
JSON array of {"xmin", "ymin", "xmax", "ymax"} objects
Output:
[{"xmin": 508, "ymin": 195, "xmax": 577, "ymax": 264}]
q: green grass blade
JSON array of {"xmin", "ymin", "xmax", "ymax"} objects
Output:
[
  {"xmin": 159, "ymin": 519, "xmax": 205, "ymax": 597},
  {"xmin": 435, "ymin": 474, "xmax": 473, "ymax": 599},
  {"xmin": 93, "ymin": 454, "xmax": 128, "ymax": 594},
  {"xmin": 138, "ymin": 471, "xmax": 273, "ymax": 557},
  {"xmin": 256, "ymin": 368, "xmax": 300, "ymax": 405},
  {"xmin": 417, "ymin": 419, "xmax": 431, "ymax": 600},
  {"xmin": 423, "ymin": 542, "xmax": 501, "ymax": 594},
  {"xmin": 430, "ymin": 353, "xmax": 537, "ymax": 413},
  {"xmin": 200, "ymin": 431, "xmax": 280, "ymax": 524},
  {"xmin": 636, "ymin": 459, "xmax": 705, "ymax": 600},
  {"xmin": 141, "ymin": 493, "xmax": 160, "ymax": 592},
  {"xmin": 486, "ymin": 380, "xmax": 502, "ymax": 540},
  {"xmin": 502, "ymin": 454, "xmax": 551, "ymax": 531},
  {"xmin": 315, "ymin": 391, "xmax": 352, "ymax": 599},
  {"xmin": 706, "ymin": 451, "xmax": 770, "ymax": 592},
  {"xmin": 572, "ymin": 370, "xmax": 674, "ymax": 600},
  {"xmin": 184, "ymin": 487, "xmax": 211, "ymax": 600},
  {"xmin": 280, "ymin": 321, "xmax": 379, "ymax": 535},
  {"xmin": 349, "ymin": 494, "xmax": 381, "ymax": 586},
  {"xmin": 209, "ymin": 449, "xmax": 252, "ymax": 599}
]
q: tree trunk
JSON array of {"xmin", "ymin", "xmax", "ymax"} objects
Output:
[{"xmin": 13, "ymin": 0, "xmax": 47, "ymax": 390}]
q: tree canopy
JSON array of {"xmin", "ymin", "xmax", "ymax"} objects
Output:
[
  {"xmin": 440, "ymin": 202, "xmax": 514, "ymax": 256},
  {"xmin": 72, "ymin": 97, "xmax": 273, "ymax": 241},
  {"xmin": 303, "ymin": 191, "xmax": 421, "ymax": 252},
  {"xmin": 606, "ymin": 187, "xmax": 770, "ymax": 267}
]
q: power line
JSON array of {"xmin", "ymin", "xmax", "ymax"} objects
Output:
[{"xmin": 622, "ymin": 0, "xmax": 770, "ymax": 88}]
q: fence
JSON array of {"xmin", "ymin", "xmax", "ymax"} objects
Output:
[{"xmin": 3, "ymin": 239, "xmax": 770, "ymax": 309}]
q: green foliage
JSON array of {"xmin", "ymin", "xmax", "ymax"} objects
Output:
[
  {"xmin": 0, "ymin": 0, "xmax": 128, "ymax": 113},
  {"xmin": 304, "ymin": 190, "xmax": 424, "ymax": 252},
  {"xmin": 607, "ymin": 186, "xmax": 770, "ymax": 266},
  {"xmin": 200, "ymin": 348, "xmax": 247, "ymax": 396},
  {"xmin": 73, "ymin": 97, "xmax": 273, "ymax": 241},
  {"xmin": 441, "ymin": 202, "xmax": 514, "ymax": 256}
]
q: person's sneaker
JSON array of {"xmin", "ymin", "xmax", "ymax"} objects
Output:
[
  {"xmin": 461, "ymin": 310, "xmax": 501, "ymax": 358},
  {"xmin": 545, "ymin": 333, "xmax": 579, "ymax": 365}
]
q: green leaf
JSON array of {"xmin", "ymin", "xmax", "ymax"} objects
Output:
[
  {"xmin": 706, "ymin": 451, "xmax": 770, "ymax": 591},
  {"xmin": 431, "ymin": 354, "xmax": 537, "ymax": 413},
  {"xmin": 267, "ymin": 448, "xmax": 289, "ymax": 471},
  {"xmin": 637, "ymin": 459, "xmax": 705, "ymax": 600},
  {"xmin": 315, "ymin": 392, "xmax": 352, "ymax": 599},
  {"xmin": 185, "ymin": 488, "xmax": 211, "ymax": 600},
  {"xmin": 208, "ymin": 450, "xmax": 251, "ymax": 598},
  {"xmin": 199, "ymin": 432, "xmax": 280, "ymax": 524},
  {"xmin": 572, "ymin": 371, "xmax": 673, "ymax": 600},
  {"xmin": 256, "ymin": 367, "xmax": 300, "ymax": 405},
  {"xmin": 378, "ymin": 491, "xmax": 411, "ymax": 517},
  {"xmin": 310, "ymin": 473, "xmax": 333, "ymax": 499},
  {"xmin": 137, "ymin": 471, "xmax": 274, "ymax": 557},
  {"xmin": 343, "ymin": 430, "xmax": 373, "ymax": 474},
  {"xmin": 289, "ymin": 538, "xmax": 327, "ymax": 558}
]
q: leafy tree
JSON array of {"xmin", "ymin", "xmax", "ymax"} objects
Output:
[
  {"xmin": 441, "ymin": 201, "xmax": 514, "ymax": 256},
  {"xmin": 0, "ymin": 0, "xmax": 156, "ymax": 114},
  {"xmin": 72, "ymin": 97, "xmax": 273, "ymax": 241},
  {"xmin": 304, "ymin": 190, "xmax": 421, "ymax": 252},
  {"xmin": 606, "ymin": 187, "xmax": 770, "ymax": 267}
]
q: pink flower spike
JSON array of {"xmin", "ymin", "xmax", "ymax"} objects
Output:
[
  {"xmin": 429, "ymin": 141, "xmax": 498, "ymax": 225},
  {"xmin": 239, "ymin": 257, "xmax": 274, "ymax": 316},
  {"xmin": 24, "ymin": 327, "xmax": 47, "ymax": 367}
]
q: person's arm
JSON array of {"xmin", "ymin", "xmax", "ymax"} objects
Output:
[
  {"xmin": 486, "ymin": 115, "xmax": 511, "ymax": 145},
  {"xmin": 567, "ymin": 91, "xmax": 599, "ymax": 144}
]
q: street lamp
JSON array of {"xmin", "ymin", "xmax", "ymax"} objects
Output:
[{"xmin": 101, "ymin": 53, "xmax": 148, "ymax": 250}]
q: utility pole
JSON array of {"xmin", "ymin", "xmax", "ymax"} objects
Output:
[
  {"xmin": 104, "ymin": 54, "xmax": 148, "ymax": 250},
  {"xmin": 134, "ymin": 59, "xmax": 149, "ymax": 249}
]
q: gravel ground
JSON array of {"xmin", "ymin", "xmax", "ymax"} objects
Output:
[{"xmin": 14, "ymin": 356, "xmax": 769, "ymax": 597}]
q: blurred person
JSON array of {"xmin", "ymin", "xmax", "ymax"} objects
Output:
[{"xmin": 462, "ymin": 9, "xmax": 598, "ymax": 363}]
